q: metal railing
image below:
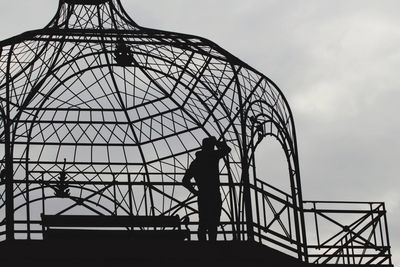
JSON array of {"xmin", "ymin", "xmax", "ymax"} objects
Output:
[
  {"xmin": 251, "ymin": 178, "xmax": 301, "ymax": 258},
  {"xmin": 248, "ymin": 178, "xmax": 392, "ymax": 265},
  {"xmin": 303, "ymin": 201, "xmax": 392, "ymax": 265},
  {"xmin": 0, "ymin": 174, "xmax": 393, "ymax": 266}
]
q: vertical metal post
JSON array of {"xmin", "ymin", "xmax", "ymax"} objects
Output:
[
  {"xmin": 288, "ymin": 144, "xmax": 308, "ymax": 262},
  {"xmin": 313, "ymin": 202, "xmax": 320, "ymax": 247},
  {"xmin": 377, "ymin": 205, "xmax": 385, "ymax": 251},
  {"xmin": 226, "ymin": 158, "xmax": 239, "ymax": 240},
  {"xmin": 25, "ymin": 164, "xmax": 31, "ymax": 240},
  {"xmin": 287, "ymin": 195, "xmax": 293, "ymax": 239},
  {"xmin": 382, "ymin": 203, "xmax": 392, "ymax": 265},
  {"xmin": 261, "ymin": 184, "xmax": 267, "ymax": 235},
  {"xmin": 113, "ymin": 174, "xmax": 117, "ymax": 215},
  {"xmin": 128, "ymin": 174, "xmax": 133, "ymax": 216},
  {"xmin": 41, "ymin": 172, "xmax": 46, "ymax": 238},
  {"xmin": 370, "ymin": 203, "xmax": 377, "ymax": 245},
  {"xmin": 234, "ymin": 66, "xmax": 254, "ymax": 241},
  {"xmin": 251, "ymin": 136, "xmax": 261, "ymax": 242},
  {"xmin": 143, "ymin": 174, "xmax": 148, "ymax": 216},
  {"xmin": 345, "ymin": 234, "xmax": 350, "ymax": 264},
  {"xmin": 254, "ymin": 180, "xmax": 261, "ymax": 242},
  {"xmin": 240, "ymin": 151, "xmax": 254, "ymax": 241},
  {"xmin": 350, "ymin": 232, "xmax": 355, "ymax": 265},
  {"xmin": 5, "ymin": 46, "xmax": 14, "ymax": 241}
]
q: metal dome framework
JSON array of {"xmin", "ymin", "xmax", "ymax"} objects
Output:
[{"xmin": 0, "ymin": 0, "xmax": 392, "ymax": 265}]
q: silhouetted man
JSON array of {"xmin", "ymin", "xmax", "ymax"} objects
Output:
[{"xmin": 183, "ymin": 137, "xmax": 231, "ymax": 241}]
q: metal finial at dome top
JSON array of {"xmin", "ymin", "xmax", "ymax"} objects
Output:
[
  {"xmin": 63, "ymin": 0, "xmax": 109, "ymax": 4},
  {"xmin": 46, "ymin": 0, "xmax": 139, "ymax": 30}
]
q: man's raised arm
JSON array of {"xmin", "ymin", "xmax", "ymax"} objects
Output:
[{"xmin": 216, "ymin": 140, "xmax": 231, "ymax": 159}]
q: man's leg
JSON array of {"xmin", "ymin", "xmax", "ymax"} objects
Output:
[
  {"xmin": 198, "ymin": 224, "xmax": 207, "ymax": 241},
  {"xmin": 198, "ymin": 198, "xmax": 207, "ymax": 241},
  {"xmin": 207, "ymin": 209, "xmax": 219, "ymax": 241},
  {"xmin": 208, "ymin": 225, "xmax": 217, "ymax": 241},
  {"xmin": 209, "ymin": 197, "xmax": 222, "ymax": 241}
]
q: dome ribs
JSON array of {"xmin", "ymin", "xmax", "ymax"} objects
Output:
[{"xmin": 0, "ymin": 2, "xmax": 310, "ymax": 260}]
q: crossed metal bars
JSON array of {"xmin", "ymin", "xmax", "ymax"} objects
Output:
[{"xmin": 0, "ymin": 172, "xmax": 391, "ymax": 266}]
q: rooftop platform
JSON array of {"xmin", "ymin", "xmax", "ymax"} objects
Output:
[{"xmin": 0, "ymin": 240, "xmax": 394, "ymax": 267}]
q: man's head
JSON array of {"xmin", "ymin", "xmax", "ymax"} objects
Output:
[{"xmin": 202, "ymin": 136, "xmax": 217, "ymax": 151}]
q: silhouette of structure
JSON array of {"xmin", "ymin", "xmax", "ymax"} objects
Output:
[{"xmin": 0, "ymin": 0, "xmax": 393, "ymax": 266}]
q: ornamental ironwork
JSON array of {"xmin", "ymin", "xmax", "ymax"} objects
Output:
[{"xmin": 0, "ymin": 0, "xmax": 392, "ymax": 265}]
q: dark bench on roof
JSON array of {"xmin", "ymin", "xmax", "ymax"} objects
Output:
[{"xmin": 41, "ymin": 214, "xmax": 190, "ymax": 241}]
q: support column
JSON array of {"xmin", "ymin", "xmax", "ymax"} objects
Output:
[
  {"xmin": 5, "ymin": 47, "xmax": 14, "ymax": 241},
  {"xmin": 234, "ymin": 65, "xmax": 254, "ymax": 241}
]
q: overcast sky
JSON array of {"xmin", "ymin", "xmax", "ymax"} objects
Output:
[{"xmin": 0, "ymin": 0, "xmax": 399, "ymax": 265}]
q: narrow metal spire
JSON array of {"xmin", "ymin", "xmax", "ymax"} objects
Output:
[
  {"xmin": 63, "ymin": 0, "xmax": 109, "ymax": 4},
  {"xmin": 47, "ymin": 0, "xmax": 140, "ymax": 30}
]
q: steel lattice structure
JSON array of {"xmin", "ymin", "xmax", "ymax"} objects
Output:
[{"xmin": 0, "ymin": 1, "xmax": 392, "ymax": 265}]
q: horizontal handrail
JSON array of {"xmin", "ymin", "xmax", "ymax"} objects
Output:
[
  {"xmin": 304, "ymin": 200, "xmax": 387, "ymax": 205},
  {"xmin": 254, "ymin": 178, "xmax": 292, "ymax": 199}
]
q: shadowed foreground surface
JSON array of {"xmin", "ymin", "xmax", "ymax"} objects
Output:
[{"xmin": 0, "ymin": 240, "xmax": 393, "ymax": 267}]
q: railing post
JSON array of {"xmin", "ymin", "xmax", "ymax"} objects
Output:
[
  {"xmin": 113, "ymin": 174, "xmax": 117, "ymax": 215},
  {"xmin": 128, "ymin": 174, "xmax": 133, "ymax": 216},
  {"xmin": 41, "ymin": 172, "xmax": 46, "ymax": 238},
  {"xmin": 313, "ymin": 202, "xmax": 320, "ymax": 248},
  {"xmin": 254, "ymin": 180, "xmax": 261, "ymax": 243},
  {"xmin": 382, "ymin": 202, "xmax": 392, "ymax": 265}
]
